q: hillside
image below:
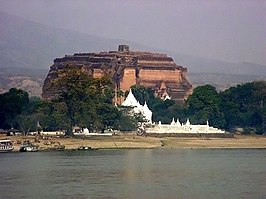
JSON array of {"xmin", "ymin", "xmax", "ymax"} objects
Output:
[
  {"xmin": 170, "ymin": 53, "xmax": 266, "ymax": 76},
  {"xmin": 1, "ymin": 11, "xmax": 265, "ymax": 95},
  {"xmin": 188, "ymin": 73, "xmax": 266, "ymax": 91},
  {"xmin": 0, "ymin": 67, "xmax": 47, "ymax": 96},
  {"xmin": 0, "ymin": 11, "xmax": 150, "ymax": 95},
  {"xmin": 0, "ymin": 11, "xmax": 134, "ymax": 70}
]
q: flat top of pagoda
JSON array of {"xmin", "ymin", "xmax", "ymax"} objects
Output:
[{"xmin": 66, "ymin": 49, "xmax": 169, "ymax": 58}]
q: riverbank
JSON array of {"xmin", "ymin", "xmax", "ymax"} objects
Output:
[{"xmin": 1, "ymin": 134, "xmax": 266, "ymax": 151}]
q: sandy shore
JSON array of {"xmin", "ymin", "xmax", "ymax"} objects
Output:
[{"xmin": 1, "ymin": 133, "xmax": 266, "ymax": 151}]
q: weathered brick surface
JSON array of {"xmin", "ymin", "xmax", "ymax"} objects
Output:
[{"xmin": 42, "ymin": 45, "xmax": 192, "ymax": 103}]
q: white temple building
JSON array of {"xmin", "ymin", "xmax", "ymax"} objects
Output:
[
  {"xmin": 146, "ymin": 118, "xmax": 225, "ymax": 134},
  {"xmin": 122, "ymin": 89, "xmax": 153, "ymax": 123},
  {"xmin": 122, "ymin": 89, "xmax": 225, "ymax": 134}
]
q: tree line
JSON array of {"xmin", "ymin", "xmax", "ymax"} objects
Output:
[
  {"xmin": 131, "ymin": 82, "xmax": 265, "ymax": 135},
  {"xmin": 0, "ymin": 68, "xmax": 138, "ymax": 135},
  {"xmin": 0, "ymin": 68, "xmax": 265, "ymax": 135}
]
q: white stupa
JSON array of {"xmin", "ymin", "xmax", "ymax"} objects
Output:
[
  {"xmin": 185, "ymin": 119, "xmax": 191, "ymax": 126},
  {"xmin": 176, "ymin": 118, "xmax": 181, "ymax": 127},
  {"xmin": 170, "ymin": 118, "xmax": 182, "ymax": 127},
  {"xmin": 143, "ymin": 101, "xmax": 153, "ymax": 123},
  {"xmin": 122, "ymin": 89, "xmax": 153, "ymax": 123},
  {"xmin": 171, "ymin": 118, "xmax": 176, "ymax": 125},
  {"xmin": 122, "ymin": 89, "xmax": 140, "ymax": 107}
]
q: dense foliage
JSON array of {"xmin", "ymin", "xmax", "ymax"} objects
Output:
[
  {"xmin": 0, "ymin": 88, "xmax": 30, "ymax": 130},
  {"xmin": 130, "ymin": 82, "xmax": 265, "ymax": 134},
  {"xmin": 220, "ymin": 81, "xmax": 266, "ymax": 134},
  {"xmin": 186, "ymin": 82, "xmax": 265, "ymax": 134},
  {"xmin": 48, "ymin": 67, "xmax": 120, "ymax": 134},
  {"xmin": 0, "ymin": 69, "xmax": 134, "ymax": 134},
  {"xmin": 186, "ymin": 85, "xmax": 226, "ymax": 128},
  {"xmin": 0, "ymin": 77, "xmax": 265, "ymax": 135}
]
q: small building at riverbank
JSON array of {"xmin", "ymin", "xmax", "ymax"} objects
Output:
[
  {"xmin": 39, "ymin": 131, "xmax": 65, "ymax": 136},
  {"xmin": 73, "ymin": 127, "xmax": 113, "ymax": 136}
]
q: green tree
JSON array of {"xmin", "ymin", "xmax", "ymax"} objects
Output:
[
  {"xmin": 186, "ymin": 85, "xmax": 226, "ymax": 128},
  {"xmin": 17, "ymin": 96, "xmax": 44, "ymax": 135},
  {"xmin": 95, "ymin": 103, "xmax": 121, "ymax": 133},
  {"xmin": 130, "ymin": 85, "xmax": 155, "ymax": 105},
  {"xmin": 152, "ymin": 98, "xmax": 176, "ymax": 123},
  {"xmin": 0, "ymin": 88, "xmax": 29, "ymax": 129},
  {"xmin": 256, "ymin": 81, "xmax": 266, "ymax": 134},
  {"xmin": 168, "ymin": 103, "xmax": 187, "ymax": 124},
  {"xmin": 220, "ymin": 81, "xmax": 266, "ymax": 134},
  {"xmin": 54, "ymin": 67, "xmax": 92, "ymax": 133},
  {"xmin": 51, "ymin": 67, "xmax": 117, "ymax": 134},
  {"xmin": 117, "ymin": 106, "xmax": 140, "ymax": 131},
  {"xmin": 16, "ymin": 113, "xmax": 37, "ymax": 135},
  {"xmin": 39, "ymin": 101, "xmax": 71, "ymax": 131}
]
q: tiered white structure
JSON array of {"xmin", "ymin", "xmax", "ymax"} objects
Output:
[
  {"xmin": 122, "ymin": 89, "xmax": 225, "ymax": 134},
  {"xmin": 146, "ymin": 118, "xmax": 225, "ymax": 134},
  {"xmin": 122, "ymin": 89, "xmax": 153, "ymax": 123}
]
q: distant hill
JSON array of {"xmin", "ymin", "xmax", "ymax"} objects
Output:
[
  {"xmin": 169, "ymin": 52, "xmax": 266, "ymax": 76},
  {"xmin": 188, "ymin": 73, "xmax": 266, "ymax": 91},
  {"xmin": 0, "ymin": 11, "xmax": 265, "ymax": 96},
  {"xmin": 0, "ymin": 11, "xmax": 141, "ymax": 71},
  {"xmin": 0, "ymin": 11, "xmax": 150, "ymax": 95}
]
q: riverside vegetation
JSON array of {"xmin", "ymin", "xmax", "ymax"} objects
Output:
[{"xmin": 0, "ymin": 68, "xmax": 265, "ymax": 135}]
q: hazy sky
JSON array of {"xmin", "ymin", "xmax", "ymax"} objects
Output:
[{"xmin": 0, "ymin": 0, "xmax": 265, "ymax": 65}]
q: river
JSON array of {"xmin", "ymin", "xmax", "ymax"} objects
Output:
[{"xmin": 0, "ymin": 149, "xmax": 265, "ymax": 199}]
